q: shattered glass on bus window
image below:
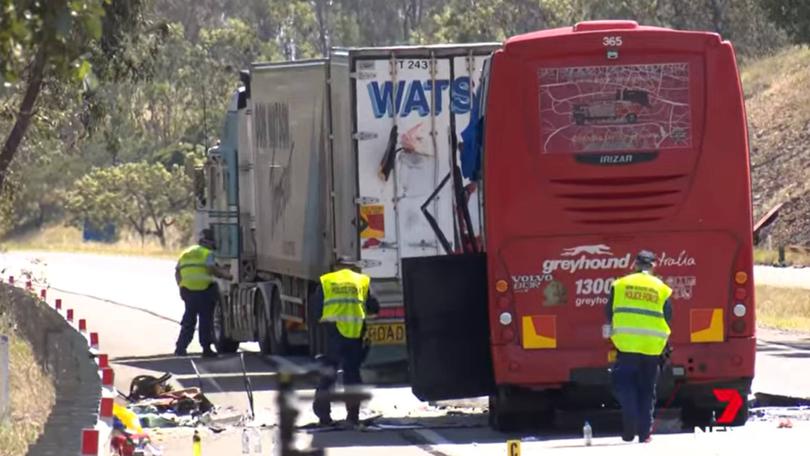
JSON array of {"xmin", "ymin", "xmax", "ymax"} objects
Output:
[{"xmin": 538, "ymin": 63, "xmax": 692, "ymax": 153}]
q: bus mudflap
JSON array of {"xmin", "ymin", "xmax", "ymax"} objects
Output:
[{"xmin": 402, "ymin": 253, "xmax": 494, "ymax": 401}]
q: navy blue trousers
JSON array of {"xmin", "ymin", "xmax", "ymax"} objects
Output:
[
  {"xmin": 175, "ymin": 286, "xmax": 216, "ymax": 352},
  {"xmin": 611, "ymin": 352, "xmax": 660, "ymax": 440},
  {"xmin": 313, "ymin": 324, "xmax": 367, "ymax": 423}
]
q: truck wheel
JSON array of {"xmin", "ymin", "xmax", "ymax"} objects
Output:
[
  {"xmin": 306, "ymin": 290, "xmax": 325, "ymax": 357},
  {"xmin": 213, "ymin": 298, "xmax": 239, "ymax": 354},
  {"xmin": 625, "ymin": 113, "xmax": 638, "ymax": 123},
  {"xmin": 256, "ymin": 291, "xmax": 273, "ymax": 355},
  {"xmin": 574, "ymin": 114, "xmax": 585, "ymax": 125},
  {"xmin": 270, "ymin": 287, "xmax": 290, "ymax": 355}
]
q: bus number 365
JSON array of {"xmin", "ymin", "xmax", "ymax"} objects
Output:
[{"xmin": 575, "ymin": 278, "xmax": 615, "ymax": 296}]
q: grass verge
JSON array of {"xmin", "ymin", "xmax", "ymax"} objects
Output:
[
  {"xmin": 0, "ymin": 311, "xmax": 56, "ymax": 455},
  {"xmin": 754, "ymin": 248, "xmax": 810, "ymax": 267},
  {"xmin": 1, "ymin": 225, "xmax": 182, "ymax": 259},
  {"xmin": 756, "ymin": 285, "xmax": 810, "ymax": 332}
]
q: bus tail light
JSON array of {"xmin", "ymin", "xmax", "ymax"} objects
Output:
[
  {"xmin": 734, "ymin": 288, "xmax": 747, "ymax": 300},
  {"xmin": 499, "ymin": 312, "xmax": 513, "ymax": 325},
  {"xmin": 729, "ymin": 267, "xmax": 754, "ymax": 337},
  {"xmin": 494, "ymin": 277, "xmax": 516, "ymax": 343},
  {"xmin": 732, "ymin": 303, "xmax": 746, "ymax": 318}
]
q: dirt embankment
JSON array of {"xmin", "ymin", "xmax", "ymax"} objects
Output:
[
  {"xmin": 0, "ymin": 286, "xmax": 101, "ymax": 455},
  {"xmin": 744, "ymin": 46, "xmax": 810, "ymax": 246},
  {"xmin": 0, "ymin": 311, "xmax": 55, "ymax": 455}
]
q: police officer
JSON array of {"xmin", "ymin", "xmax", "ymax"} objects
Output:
[
  {"xmin": 606, "ymin": 250, "xmax": 673, "ymax": 443},
  {"xmin": 310, "ymin": 263, "xmax": 379, "ymax": 427},
  {"xmin": 174, "ymin": 229, "xmax": 233, "ymax": 358}
]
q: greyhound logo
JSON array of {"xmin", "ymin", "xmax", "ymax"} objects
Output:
[
  {"xmin": 544, "ymin": 244, "xmax": 631, "ymax": 274},
  {"xmin": 561, "ymin": 244, "xmax": 612, "ymax": 257}
]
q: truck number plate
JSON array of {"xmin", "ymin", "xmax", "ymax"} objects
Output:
[{"xmin": 366, "ymin": 323, "xmax": 406, "ymax": 345}]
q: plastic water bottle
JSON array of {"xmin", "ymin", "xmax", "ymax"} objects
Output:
[
  {"xmin": 192, "ymin": 430, "xmax": 201, "ymax": 456},
  {"xmin": 241, "ymin": 428, "xmax": 251, "ymax": 454},
  {"xmin": 583, "ymin": 420, "xmax": 593, "ymax": 446}
]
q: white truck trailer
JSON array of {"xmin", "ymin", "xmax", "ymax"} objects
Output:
[{"xmin": 196, "ymin": 44, "xmax": 497, "ymax": 370}]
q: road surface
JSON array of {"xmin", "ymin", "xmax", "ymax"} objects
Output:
[
  {"xmin": 754, "ymin": 265, "xmax": 810, "ymax": 289},
  {"xmin": 1, "ymin": 251, "xmax": 809, "ymax": 455}
]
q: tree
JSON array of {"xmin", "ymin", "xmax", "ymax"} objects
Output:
[
  {"xmin": 760, "ymin": 0, "xmax": 810, "ymax": 44},
  {"xmin": 0, "ymin": 0, "xmax": 144, "ymax": 191},
  {"xmin": 65, "ymin": 161, "xmax": 193, "ymax": 246},
  {"xmin": 424, "ymin": 0, "xmax": 560, "ymax": 43},
  {"xmin": 0, "ymin": 1, "xmax": 104, "ymax": 190}
]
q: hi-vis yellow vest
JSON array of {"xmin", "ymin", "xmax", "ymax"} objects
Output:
[
  {"xmin": 178, "ymin": 245, "xmax": 213, "ymax": 291},
  {"xmin": 610, "ymin": 272, "xmax": 673, "ymax": 356},
  {"xmin": 320, "ymin": 269, "xmax": 370, "ymax": 339}
]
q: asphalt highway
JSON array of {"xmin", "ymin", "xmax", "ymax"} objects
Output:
[{"xmin": 2, "ymin": 251, "xmax": 809, "ymax": 455}]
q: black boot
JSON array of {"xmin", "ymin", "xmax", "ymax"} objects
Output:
[{"xmin": 346, "ymin": 402, "xmax": 361, "ymax": 426}]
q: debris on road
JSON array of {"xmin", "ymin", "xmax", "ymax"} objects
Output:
[
  {"xmin": 753, "ymin": 392, "xmax": 810, "ymax": 408},
  {"xmin": 112, "ymin": 403, "xmax": 163, "ymax": 456},
  {"xmin": 119, "ymin": 372, "xmax": 240, "ymax": 432},
  {"xmin": 128, "ymin": 373, "xmax": 173, "ymax": 401}
]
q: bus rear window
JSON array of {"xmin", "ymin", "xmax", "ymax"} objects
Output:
[{"xmin": 538, "ymin": 63, "xmax": 692, "ymax": 154}]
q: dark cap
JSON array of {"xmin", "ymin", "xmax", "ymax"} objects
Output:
[
  {"xmin": 199, "ymin": 229, "xmax": 215, "ymax": 248},
  {"xmin": 335, "ymin": 257, "xmax": 361, "ymax": 272},
  {"xmin": 636, "ymin": 250, "xmax": 657, "ymax": 267}
]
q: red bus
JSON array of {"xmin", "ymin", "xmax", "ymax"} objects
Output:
[{"xmin": 403, "ymin": 20, "xmax": 754, "ymax": 430}]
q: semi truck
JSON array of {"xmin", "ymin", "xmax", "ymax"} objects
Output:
[
  {"xmin": 196, "ymin": 44, "xmax": 498, "ymax": 371},
  {"xmin": 403, "ymin": 21, "xmax": 756, "ymax": 430}
]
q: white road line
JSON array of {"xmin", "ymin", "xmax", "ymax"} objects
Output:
[
  {"xmin": 172, "ymin": 372, "xmax": 278, "ymax": 380},
  {"xmin": 414, "ymin": 428, "xmax": 453, "ymax": 446}
]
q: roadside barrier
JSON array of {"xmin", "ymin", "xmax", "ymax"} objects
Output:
[{"xmin": 0, "ymin": 277, "xmax": 116, "ymax": 455}]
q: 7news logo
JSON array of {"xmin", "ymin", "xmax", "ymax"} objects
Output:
[
  {"xmin": 713, "ymin": 389, "xmax": 744, "ymax": 425},
  {"xmin": 691, "ymin": 389, "xmax": 743, "ymax": 433}
]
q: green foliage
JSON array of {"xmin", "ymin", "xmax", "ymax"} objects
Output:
[
  {"xmin": 760, "ymin": 0, "xmax": 810, "ymax": 44},
  {"xmin": 65, "ymin": 161, "xmax": 193, "ymax": 246},
  {"xmin": 0, "ymin": 0, "xmax": 800, "ymax": 249},
  {"xmin": 0, "ymin": 0, "xmax": 106, "ymax": 84}
]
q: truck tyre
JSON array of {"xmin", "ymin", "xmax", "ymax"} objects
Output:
[
  {"xmin": 306, "ymin": 288, "xmax": 326, "ymax": 357},
  {"xmin": 256, "ymin": 291, "xmax": 273, "ymax": 355},
  {"xmin": 574, "ymin": 114, "xmax": 585, "ymax": 125},
  {"xmin": 625, "ymin": 113, "xmax": 638, "ymax": 123},
  {"xmin": 269, "ymin": 287, "xmax": 290, "ymax": 355},
  {"xmin": 213, "ymin": 297, "xmax": 239, "ymax": 354}
]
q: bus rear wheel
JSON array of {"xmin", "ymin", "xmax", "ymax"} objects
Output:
[
  {"xmin": 488, "ymin": 388, "xmax": 553, "ymax": 432},
  {"xmin": 681, "ymin": 401, "xmax": 748, "ymax": 429},
  {"xmin": 489, "ymin": 394, "xmax": 521, "ymax": 432}
]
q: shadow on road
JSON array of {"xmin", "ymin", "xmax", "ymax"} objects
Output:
[
  {"xmin": 772, "ymin": 351, "xmax": 810, "ymax": 359},
  {"xmin": 113, "ymin": 352, "xmax": 412, "ymax": 394},
  {"xmin": 112, "ymin": 352, "xmax": 319, "ymax": 393},
  {"xmin": 759, "ymin": 339, "xmax": 810, "ymax": 352}
]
